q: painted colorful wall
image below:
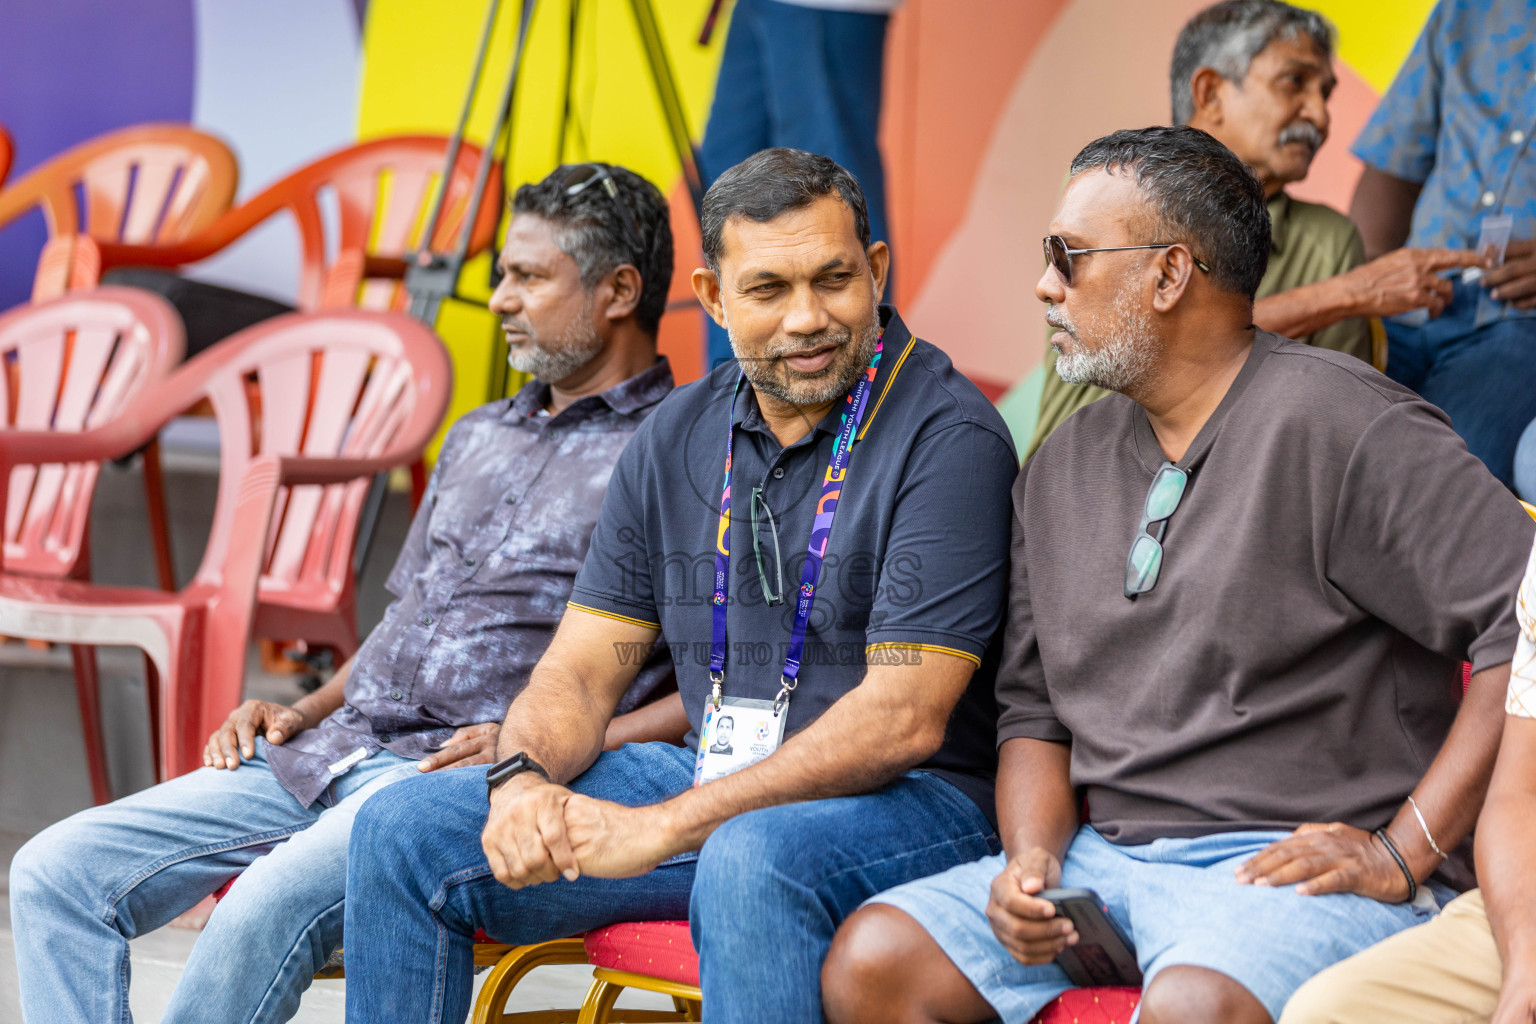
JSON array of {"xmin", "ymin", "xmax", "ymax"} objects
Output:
[{"xmin": 0, "ymin": 0, "xmax": 1438, "ymax": 450}]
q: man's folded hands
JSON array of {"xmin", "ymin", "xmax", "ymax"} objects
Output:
[{"xmin": 481, "ymin": 777, "xmax": 678, "ymax": 889}]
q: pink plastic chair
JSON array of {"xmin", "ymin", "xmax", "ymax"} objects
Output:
[
  {"xmin": 0, "ymin": 310, "xmax": 452, "ymax": 784},
  {"xmin": 0, "ymin": 288, "xmax": 184, "ymax": 803},
  {"xmin": 0, "ymin": 124, "xmax": 239, "ymax": 591}
]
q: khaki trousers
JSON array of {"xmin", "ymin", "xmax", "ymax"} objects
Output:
[{"xmin": 1280, "ymin": 890, "xmax": 1503, "ymax": 1024}]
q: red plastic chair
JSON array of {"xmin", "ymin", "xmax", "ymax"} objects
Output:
[
  {"xmin": 553, "ymin": 922, "xmax": 1139, "ymax": 1024},
  {"xmin": 0, "ymin": 310, "xmax": 452, "ymax": 783},
  {"xmin": 0, "ymin": 124, "xmax": 239, "ymax": 592},
  {"xmin": 0, "ymin": 125, "xmax": 13, "ymax": 188},
  {"xmin": 43, "ymin": 134, "xmax": 503, "ymax": 316},
  {"xmin": 0, "ymin": 124, "xmax": 238, "ymax": 306},
  {"xmin": 0, "ymin": 288, "xmax": 184, "ymax": 803}
]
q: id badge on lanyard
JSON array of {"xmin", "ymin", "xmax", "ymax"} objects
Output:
[
  {"xmin": 694, "ymin": 697, "xmax": 787, "ymax": 786},
  {"xmin": 692, "ymin": 334, "xmax": 883, "ymax": 789}
]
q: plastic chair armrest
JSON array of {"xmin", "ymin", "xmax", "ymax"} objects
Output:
[
  {"xmin": 320, "ymin": 251, "xmax": 411, "ymax": 310},
  {"xmin": 0, "ymin": 420, "xmax": 164, "ymax": 468},
  {"xmin": 85, "ymin": 194, "xmax": 285, "ymax": 274},
  {"xmin": 272, "ymin": 451, "xmax": 427, "ymax": 488},
  {"xmin": 88, "ymin": 236, "xmax": 232, "ymax": 272}
]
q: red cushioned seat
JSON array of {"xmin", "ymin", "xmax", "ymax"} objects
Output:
[
  {"xmin": 1031, "ymin": 987, "xmax": 1140, "ymax": 1024},
  {"xmin": 583, "ymin": 921, "xmax": 700, "ymax": 987}
]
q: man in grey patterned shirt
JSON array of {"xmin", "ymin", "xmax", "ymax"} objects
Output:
[{"xmin": 9, "ymin": 163, "xmax": 682, "ymax": 1024}]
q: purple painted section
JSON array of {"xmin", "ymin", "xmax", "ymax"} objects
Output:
[
  {"xmin": 352, "ymin": 0, "xmax": 370, "ymax": 31},
  {"xmin": 0, "ymin": 0, "xmax": 196, "ymax": 310}
]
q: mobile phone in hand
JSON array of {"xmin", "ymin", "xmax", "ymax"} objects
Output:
[{"xmin": 1038, "ymin": 888, "xmax": 1142, "ymax": 988}]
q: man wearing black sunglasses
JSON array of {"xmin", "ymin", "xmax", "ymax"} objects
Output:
[{"xmin": 824, "ymin": 125, "xmax": 1533, "ymax": 1024}]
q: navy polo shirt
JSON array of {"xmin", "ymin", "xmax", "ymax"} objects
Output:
[{"xmin": 569, "ymin": 307, "xmax": 1016, "ymax": 819}]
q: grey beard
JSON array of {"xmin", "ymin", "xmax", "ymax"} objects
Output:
[
  {"xmin": 507, "ymin": 309, "xmax": 605, "ymax": 384},
  {"xmin": 730, "ymin": 311, "xmax": 881, "ymax": 408},
  {"xmin": 1051, "ymin": 289, "xmax": 1161, "ymax": 393}
]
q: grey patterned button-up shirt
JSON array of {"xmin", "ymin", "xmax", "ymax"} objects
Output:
[{"xmin": 266, "ymin": 358, "xmax": 676, "ymax": 806}]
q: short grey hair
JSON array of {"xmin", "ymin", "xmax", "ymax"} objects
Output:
[{"xmin": 1170, "ymin": 0, "xmax": 1335, "ymax": 125}]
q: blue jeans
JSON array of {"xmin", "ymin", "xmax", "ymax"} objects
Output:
[
  {"xmin": 342, "ymin": 741, "xmax": 999, "ymax": 1023},
  {"xmin": 1513, "ymin": 417, "xmax": 1536, "ymax": 502},
  {"xmin": 698, "ymin": 0, "xmax": 892, "ymax": 370},
  {"xmin": 1385, "ymin": 280, "xmax": 1536, "ymax": 489},
  {"xmin": 8, "ymin": 740, "xmax": 417, "ymax": 1024}
]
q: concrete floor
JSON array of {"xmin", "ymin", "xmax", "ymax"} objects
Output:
[{"xmin": 0, "ymin": 454, "xmax": 667, "ymax": 1022}]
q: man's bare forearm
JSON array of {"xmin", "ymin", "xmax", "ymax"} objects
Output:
[
  {"xmin": 490, "ymin": 610, "xmax": 659, "ymax": 782},
  {"xmin": 995, "ymin": 737, "xmax": 1077, "ymax": 862},
  {"xmin": 651, "ymin": 655, "xmax": 974, "ymax": 854},
  {"xmin": 1477, "ymin": 716, "xmax": 1536, "ymax": 967},
  {"xmin": 290, "ymin": 657, "xmax": 351, "ymax": 727},
  {"xmin": 1254, "ymin": 278, "xmax": 1356, "ymax": 339},
  {"xmin": 1388, "ymin": 662, "xmax": 1509, "ymax": 881},
  {"xmin": 603, "ymin": 690, "xmax": 688, "ymax": 749},
  {"xmin": 494, "ymin": 661, "xmax": 617, "ymax": 783}
]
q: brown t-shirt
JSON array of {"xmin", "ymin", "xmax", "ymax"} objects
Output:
[{"xmin": 1000, "ymin": 330, "xmax": 1533, "ymax": 887}]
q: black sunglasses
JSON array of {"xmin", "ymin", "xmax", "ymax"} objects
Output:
[
  {"xmin": 563, "ymin": 163, "xmax": 647, "ymax": 263},
  {"xmin": 751, "ymin": 486, "xmax": 784, "ymax": 606},
  {"xmin": 1124, "ymin": 461, "xmax": 1188, "ymax": 599},
  {"xmin": 1043, "ymin": 234, "xmax": 1211, "ymax": 286}
]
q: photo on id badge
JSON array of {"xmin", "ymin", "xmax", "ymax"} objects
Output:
[{"xmin": 695, "ymin": 697, "xmax": 785, "ymax": 786}]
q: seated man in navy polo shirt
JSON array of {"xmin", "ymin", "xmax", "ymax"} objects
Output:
[{"xmin": 339, "ymin": 148, "xmax": 1018, "ymax": 1024}]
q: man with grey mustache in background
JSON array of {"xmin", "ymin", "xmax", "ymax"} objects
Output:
[{"xmin": 1029, "ymin": 0, "xmax": 1483, "ymax": 454}]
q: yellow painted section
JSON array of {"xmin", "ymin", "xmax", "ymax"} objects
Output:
[
  {"xmin": 356, "ymin": 0, "xmax": 728, "ymax": 455},
  {"xmin": 1311, "ymin": 0, "xmax": 1437, "ymax": 93}
]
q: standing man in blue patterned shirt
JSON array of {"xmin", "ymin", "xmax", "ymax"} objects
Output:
[
  {"xmin": 1350, "ymin": 0, "xmax": 1536, "ymax": 489},
  {"xmin": 8, "ymin": 162, "xmax": 682, "ymax": 1024}
]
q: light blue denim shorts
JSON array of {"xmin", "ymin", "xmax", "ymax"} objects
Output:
[{"xmin": 867, "ymin": 825, "xmax": 1451, "ymax": 1023}]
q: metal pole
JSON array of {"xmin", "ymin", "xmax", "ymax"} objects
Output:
[
  {"xmin": 405, "ymin": 0, "xmax": 539, "ymax": 328},
  {"xmin": 626, "ymin": 0, "xmax": 705, "ymax": 215},
  {"xmin": 556, "ymin": 0, "xmax": 582, "ymax": 165},
  {"xmin": 416, "ymin": 0, "xmax": 505, "ymax": 257}
]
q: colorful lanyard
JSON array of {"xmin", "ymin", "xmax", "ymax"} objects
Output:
[{"xmin": 709, "ymin": 335, "xmax": 883, "ymax": 715}]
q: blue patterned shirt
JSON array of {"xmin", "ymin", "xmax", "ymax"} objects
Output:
[
  {"xmin": 266, "ymin": 359, "xmax": 677, "ymax": 806},
  {"xmin": 1352, "ymin": 0, "xmax": 1536, "ymax": 324}
]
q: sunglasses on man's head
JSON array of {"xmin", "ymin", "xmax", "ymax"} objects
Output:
[
  {"xmin": 562, "ymin": 163, "xmax": 647, "ymax": 261},
  {"xmin": 1042, "ymin": 235, "xmax": 1212, "ymax": 287}
]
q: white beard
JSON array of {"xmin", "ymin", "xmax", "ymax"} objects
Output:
[
  {"xmin": 506, "ymin": 299, "xmax": 605, "ymax": 384},
  {"xmin": 1051, "ymin": 284, "xmax": 1161, "ymax": 393}
]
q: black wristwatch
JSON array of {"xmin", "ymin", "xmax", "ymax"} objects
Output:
[{"xmin": 486, "ymin": 752, "xmax": 550, "ymax": 798}]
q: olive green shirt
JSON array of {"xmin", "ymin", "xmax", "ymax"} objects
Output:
[{"xmin": 1027, "ymin": 192, "xmax": 1371, "ymax": 458}]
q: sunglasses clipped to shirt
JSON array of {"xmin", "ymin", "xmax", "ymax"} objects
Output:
[
  {"xmin": 1043, "ymin": 235, "xmax": 1211, "ymax": 286},
  {"xmin": 1124, "ymin": 461, "xmax": 1189, "ymax": 599}
]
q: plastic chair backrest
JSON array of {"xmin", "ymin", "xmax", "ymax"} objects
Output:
[
  {"xmin": 153, "ymin": 311, "xmax": 450, "ymax": 598},
  {"xmin": 212, "ymin": 136, "xmax": 503, "ymax": 312},
  {"xmin": 0, "ymin": 126, "xmax": 13, "ymax": 188},
  {"xmin": 0, "ymin": 124, "xmax": 237, "ymax": 247},
  {"xmin": 0, "ymin": 288, "xmax": 184, "ymax": 578}
]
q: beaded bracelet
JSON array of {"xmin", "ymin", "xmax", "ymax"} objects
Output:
[{"xmin": 1374, "ymin": 828, "xmax": 1417, "ymax": 903}]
